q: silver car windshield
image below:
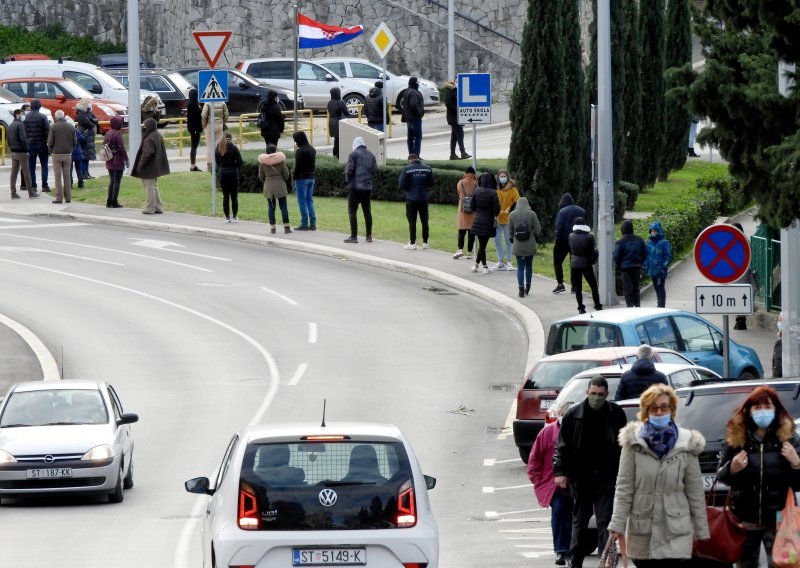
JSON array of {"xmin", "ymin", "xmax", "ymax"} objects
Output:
[{"xmin": 0, "ymin": 389, "xmax": 108, "ymax": 427}]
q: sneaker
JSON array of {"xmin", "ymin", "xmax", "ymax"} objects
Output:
[
  {"xmin": 464, "ymin": 252, "xmax": 473, "ymax": 259},
  {"xmin": 295, "ymin": 225, "xmax": 309, "ymax": 231},
  {"xmin": 343, "ymin": 236, "xmax": 358, "ymax": 243},
  {"xmin": 452, "ymin": 249, "xmax": 464, "ymax": 259},
  {"xmin": 578, "ymin": 307, "xmax": 586, "ymax": 314},
  {"xmin": 366, "ymin": 235, "xmax": 373, "ymax": 242},
  {"xmin": 421, "ymin": 243, "xmax": 430, "ymax": 250},
  {"xmin": 471, "ymin": 264, "xmax": 478, "ymax": 273},
  {"xmin": 29, "ymin": 192, "xmax": 40, "ymax": 199},
  {"xmin": 284, "ymin": 226, "xmax": 292, "ymax": 234},
  {"xmin": 552, "ymin": 284, "xmax": 566, "ymax": 294},
  {"xmin": 504, "ymin": 263, "xmax": 515, "ymax": 271},
  {"xmin": 483, "ymin": 266, "xmax": 491, "ymax": 274},
  {"xmin": 404, "ymin": 243, "xmax": 417, "ymax": 250},
  {"xmin": 232, "ymin": 217, "xmax": 238, "ymax": 223},
  {"xmin": 494, "ymin": 262, "xmax": 506, "ymax": 271},
  {"xmin": 270, "ymin": 227, "xmax": 277, "ymax": 234},
  {"xmin": 309, "ymin": 225, "xmax": 317, "ymax": 231},
  {"xmin": 10, "ymin": 193, "xmax": 21, "ymax": 199},
  {"xmin": 225, "ymin": 218, "xmax": 232, "ymax": 223}
]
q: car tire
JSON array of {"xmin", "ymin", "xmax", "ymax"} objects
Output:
[
  {"xmin": 109, "ymin": 464, "xmax": 125, "ymax": 503},
  {"xmin": 343, "ymin": 94, "xmax": 364, "ymax": 117},
  {"xmin": 738, "ymin": 369, "xmax": 759, "ymax": 380},
  {"xmin": 123, "ymin": 455, "xmax": 134, "ymax": 489},
  {"xmin": 518, "ymin": 445, "xmax": 532, "ymax": 464}
]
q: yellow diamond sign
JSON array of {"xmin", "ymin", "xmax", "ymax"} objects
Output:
[{"xmin": 370, "ymin": 22, "xmax": 396, "ymax": 60}]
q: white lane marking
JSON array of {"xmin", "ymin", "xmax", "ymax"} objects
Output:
[
  {"xmin": 0, "ymin": 218, "xmax": 29, "ymax": 224},
  {"xmin": 500, "ymin": 528, "xmax": 553, "ymax": 534},
  {"xmin": 260, "ymin": 286, "xmax": 299, "ymax": 306},
  {"xmin": 497, "ymin": 398, "xmax": 517, "ymax": 440},
  {"xmin": 482, "ymin": 483, "xmax": 531, "ymax": 493},
  {"xmin": 0, "ymin": 233, "xmax": 212, "ymax": 272},
  {"xmin": 131, "ymin": 238, "xmax": 231, "ymax": 261},
  {"xmin": 0, "ymin": 222, "xmax": 91, "ymax": 230},
  {"xmin": 0, "ymin": 246, "xmax": 123, "ymax": 266},
  {"xmin": 0, "ymin": 312, "xmax": 60, "ymax": 380},
  {"xmin": 0, "ymin": 258, "xmax": 280, "ymax": 568},
  {"xmin": 484, "ymin": 457, "xmax": 519, "ymax": 466},
  {"xmin": 492, "ymin": 508, "xmax": 544, "ymax": 516},
  {"xmin": 308, "ymin": 323, "xmax": 318, "ymax": 344},
  {"xmin": 288, "ymin": 363, "xmax": 308, "ymax": 386},
  {"xmin": 485, "ymin": 511, "xmax": 498, "ymax": 518}
]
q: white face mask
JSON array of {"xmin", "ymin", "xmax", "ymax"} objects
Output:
[
  {"xmin": 499, "ymin": 176, "xmax": 508, "ymax": 184},
  {"xmin": 778, "ymin": 321, "xmax": 783, "ymax": 331}
]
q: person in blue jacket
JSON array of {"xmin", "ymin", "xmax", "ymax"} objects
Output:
[
  {"xmin": 643, "ymin": 221, "xmax": 672, "ymax": 308},
  {"xmin": 612, "ymin": 220, "xmax": 648, "ymax": 307},
  {"xmin": 398, "ymin": 154, "xmax": 435, "ymax": 250}
]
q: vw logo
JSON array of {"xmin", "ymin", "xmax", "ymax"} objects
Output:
[
  {"xmin": 43, "ymin": 455, "xmax": 55, "ymax": 464},
  {"xmin": 319, "ymin": 488, "xmax": 338, "ymax": 507}
]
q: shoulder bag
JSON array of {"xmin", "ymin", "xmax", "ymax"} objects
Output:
[
  {"xmin": 692, "ymin": 481, "xmax": 747, "ymax": 564},
  {"xmin": 461, "ymin": 191, "xmax": 474, "ymax": 213}
]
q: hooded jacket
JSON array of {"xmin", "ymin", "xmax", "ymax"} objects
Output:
[
  {"xmin": 444, "ymin": 80, "xmax": 458, "ymax": 126},
  {"xmin": 363, "ymin": 86, "xmax": 384, "ymax": 125},
  {"xmin": 568, "ymin": 223, "xmax": 596, "ymax": 269},
  {"xmin": 258, "ymin": 151, "xmax": 291, "ymax": 199},
  {"xmin": 345, "ymin": 137, "xmax": 377, "ymax": 191},
  {"xmin": 615, "ymin": 359, "xmax": 669, "ymax": 401},
  {"xmin": 508, "ymin": 197, "xmax": 542, "ymax": 257},
  {"xmin": 643, "ymin": 221, "xmax": 672, "ymax": 278},
  {"xmin": 186, "ymin": 88, "xmax": 202, "ymax": 134},
  {"xmin": 131, "ymin": 118, "xmax": 170, "ymax": 179},
  {"xmin": 75, "ymin": 99, "xmax": 98, "ymax": 160},
  {"xmin": 103, "ymin": 116, "xmax": 128, "ymax": 171},
  {"xmin": 24, "ymin": 99, "xmax": 49, "ymax": 145},
  {"xmin": 259, "ymin": 92, "xmax": 285, "ymax": 141},
  {"xmin": 326, "ymin": 87, "xmax": 350, "ymax": 137},
  {"xmin": 527, "ymin": 421, "xmax": 562, "ymax": 508},
  {"xmin": 613, "ymin": 220, "xmax": 648, "ymax": 270},
  {"xmin": 608, "ymin": 422, "xmax": 709, "ymax": 560},
  {"xmin": 401, "ymin": 81, "xmax": 424, "ymax": 121},
  {"xmin": 398, "ymin": 158, "xmax": 435, "ymax": 202},
  {"xmin": 554, "ymin": 193, "xmax": 587, "ymax": 243},
  {"xmin": 496, "ymin": 176, "xmax": 520, "ymax": 224},
  {"xmin": 470, "ymin": 173, "xmax": 501, "ymax": 238},
  {"xmin": 292, "ymin": 131, "xmax": 316, "ymax": 180}
]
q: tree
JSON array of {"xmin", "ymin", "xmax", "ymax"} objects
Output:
[
  {"xmin": 637, "ymin": 0, "xmax": 666, "ymax": 187},
  {"xmin": 509, "ymin": 0, "xmax": 568, "ymax": 237},
  {"xmin": 660, "ymin": 0, "xmax": 692, "ymax": 177},
  {"xmin": 618, "ymin": 0, "xmax": 643, "ymax": 186}
]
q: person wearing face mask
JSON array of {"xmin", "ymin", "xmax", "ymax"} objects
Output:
[
  {"xmin": 773, "ymin": 313, "xmax": 783, "ymax": 378},
  {"xmin": 554, "ymin": 377, "xmax": 627, "ymax": 568},
  {"xmin": 609, "ymin": 384, "xmax": 709, "ymax": 566},
  {"xmin": 493, "ymin": 169, "xmax": 520, "ymax": 271},
  {"xmin": 528, "ymin": 401, "xmax": 575, "ymax": 566},
  {"xmin": 642, "ymin": 221, "xmax": 672, "ymax": 308},
  {"xmin": 717, "ymin": 385, "xmax": 800, "ymax": 567}
]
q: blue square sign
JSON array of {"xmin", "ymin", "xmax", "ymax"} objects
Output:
[
  {"xmin": 457, "ymin": 73, "xmax": 492, "ymax": 125},
  {"xmin": 198, "ymin": 70, "xmax": 228, "ymax": 103}
]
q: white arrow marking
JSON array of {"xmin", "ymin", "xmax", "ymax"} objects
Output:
[
  {"xmin": 130, "ymin": 239, "xmax": 231, "ymax": 261},
  {"xmin": 462, "ymin": 76, "xmax": 488, "ymax": 103}
]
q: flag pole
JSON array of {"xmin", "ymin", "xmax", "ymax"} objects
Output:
[{"xmin": 293, "ymin": 2, "xmax": 299, "ymax": 130}]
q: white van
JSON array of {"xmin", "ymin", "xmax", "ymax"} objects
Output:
[{"xmin": 0, "ymin": 59, "xmax": 164, "ymax": 114}]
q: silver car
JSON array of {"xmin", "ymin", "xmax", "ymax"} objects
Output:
[{"xmin": 0, "ymin": 380, "xmax": 138, "ymax": 504}]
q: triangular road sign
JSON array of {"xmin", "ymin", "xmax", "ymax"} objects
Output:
[{"xmin": 192, "ymin": 31, "xmax": 232, "ymax": 69}]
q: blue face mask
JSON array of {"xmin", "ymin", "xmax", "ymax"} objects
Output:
[
  {"xmin": 752, "ymin": 409, "xmax": 775, "ymax": 429},
  {"xmin": 649, "ymin": 414, "xmax": 671, "ymax": 429}
]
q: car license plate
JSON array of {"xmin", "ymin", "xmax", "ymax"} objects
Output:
[
  {"xmin": 292, "ymin": 548, "xmax": 366, "ymax": 566},
  {"xmin": 540, "ymin": 400, "xmax": 554, "ymax": 410},
  {"xmin": 26, "ymin": 468, "xmax": 72, "ymax": 479}
]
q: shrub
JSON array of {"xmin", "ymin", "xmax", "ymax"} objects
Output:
[
  {"xmin": 0, "ymin": 24, "xmax": 125, "ymax": 63},
  {"xmin": 618, "ymin": 180, "xmax": 641, "ymax": 210},
  {"xmin": 695, "ymin": 171, "xmax": 748, "ymax": 215}
]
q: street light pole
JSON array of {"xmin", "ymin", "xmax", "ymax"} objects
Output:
[
  {"xmin": 127, "ymin": 0, "xmax": 141, "ymax": 158},
  {"xmin": 448, "ymin": 0, "xmax": 455, "ymax": 80}
]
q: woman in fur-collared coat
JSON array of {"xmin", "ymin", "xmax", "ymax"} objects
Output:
[
  {"xmin": 609, "ymin": 384, "xmax": 709, "ymax": 565},
  {"xmin": 717, "ymin": 385, "xmax": 800, "ymax": 568}
]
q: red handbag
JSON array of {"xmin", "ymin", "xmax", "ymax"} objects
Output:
[{"xmin": 693, "ymin": 483, "xmax": 747, "ymax": 564}]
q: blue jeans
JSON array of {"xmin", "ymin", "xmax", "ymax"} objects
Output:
[
  {"xmin": 295, "ymin": 178, "xmax": 316, "ymax": 228},
  {"xmin": 516, "ymin": 255, "xmax": 533, "ymax": 287},
  {"xmin": 28, "ymin": 142, "xmax": 49, "ymax": 188},
  {"xmin": 368, "ymin": 123, "xmax": 384, "ymax": 132},
  {"xmin": 406, "ymin": 118, "xmax": 422, "ymax": 156},
  {"xmin": 495, "ymin": 224, "xmax": 512, "ymax": 262},
  {"xmin": 551, "ymin": 491, "xmax": 574, "ymax": 554},
  {"xmin": 652, "ymin": 275, "xmax": 667, "ymax": 307},
  {"xmin": 268, "ymin": 196, "xmax": 289, "ymax": 225}
]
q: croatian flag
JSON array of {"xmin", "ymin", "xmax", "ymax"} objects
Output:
[{"xmin": 298, "ymin": 14, "xmax": 364, "ymax": 49}]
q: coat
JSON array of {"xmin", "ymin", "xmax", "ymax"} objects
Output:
[
  {"xmin": 643, "ymin": 221, "xmax": 672, "ymax": 278},
  {"xmin": 363, "ymin": 87, "xmax": 383, "ymax": 125},
  {"xmin": 186, "ymin": 89, "xmax": 202, "ymax": 134},
  {"xmin": 496, "ymin": 180, "xmax": 520, "ymax": 224},
  {"xmin": 8, "ymin": 118, "xmax": 27, "ymax": 153},
  {"xmin": 569, "ymin": 225, "xmax": 596, "ymax": 269},
  {"xmin": 103, "ymin": 116, "xmax": 128, "ymax": 171},
  {"xmin": 527, "ymin": 421, "xmax": 562, "ymax": 508},
  {"xmin": 398, "ymin": 159, "xmax": 435, "ymax": 202},
  {"xmin": 613, "ymin": 220, "xmax": 648, "ymax": 270},
  {"xmin": 615, "ymin": 359, "xmax": 669, "ymax": 401},
  {"xmin": 608, "ymin": 422, "xmax": 709, "ymax": 560},
  {"xmin": 327, "ymin": 87, "xmax": 349, "ymax": 138},
  {"xmin": 258, "ymin": 151, "xmax": 291, "ymax": 200},
  {"xmin": 24, "ymin": 104, "xmax": 49, "ymax": 145},
  {"xmin": 47, "ymin": 118, "xmax": 76, "ymax": 155},
  {"xmin": 554, "ymin": 193, "xmax": 586, "ymax": 244},
  {"xmin": 292, "ymin": 132, "xmax": 316, "ymax": 180},
  {"xmin": 259, "ymin": 99, "xmax": 285, "ymax": 141},
  {"xmin": 509, "ymin": 197, "xmax": 542, "ymax": 258},
  {"xmin": 456, "ymin": 174, "xmax": 478, "ymax": 230},
  {"xmin": 401, "ymin": 87, "xmax": 424, "ymax": 121},
  {"xmin": 201, "ymin": 102, "xmax": 229, "ymax": 130},
  {"xmin": 75, "ymin": 105, "xmax": 98, "ymax": 161},
  {"xmin": 470, "ymin": 185, "xmax": 501, "ymax": 238},
  {"xmin": 345, "ymin": 144, "xmax": 377, "ymax": 191},
  {"xmin": 444, "ymin": 81, "xmax": 458, "ymax": 126},
  {"xmin": 131, "ymin": 119, "xmax": 170, "ymax": 179}
]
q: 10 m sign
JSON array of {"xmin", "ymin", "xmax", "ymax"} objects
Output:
[{"xmin": 695, "ymin": 284, "xmax": 753, "ymax": 315}]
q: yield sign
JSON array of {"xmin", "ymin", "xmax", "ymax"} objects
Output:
[
  {"xmin": 693, "ymin": 224, "xmax": 751, "ymax": 284},
  {"xmin": 192, "ymin": 30, "xmax": 232, "ymax": 69}
]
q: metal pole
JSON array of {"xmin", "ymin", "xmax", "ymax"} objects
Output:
[
  {"xmin": 447, "ymin": 0, "xmax": 455, "ymax": 80},
  {"xmin": 596, "ymin": 0, "xmax": 616, "ymax": 306},
  {"xmin": 126, "ymin": 0, "xmax": 141, "ymax": 158},
  {"xmin": 293, "ymin": 3, "xmax": 299, "ymax": 130},
  {"xmin": 210, "ymin": 103, "xmax": 217, "ymax": 216},
  {"xmin": 382, "ymin": 57, "xmax": 387, "ymax": 135},
  {"xmin": 471, "ymin": 124, "xmax": 477, "ymax": 171},
  {"xmin": 723, "ymin": 314, "xmax": 730, "ymax": 377}
]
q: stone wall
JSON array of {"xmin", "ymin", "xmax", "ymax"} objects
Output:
[{"xmin": 1, "ymin": 0, "xmax": 595, "ymax": 101}]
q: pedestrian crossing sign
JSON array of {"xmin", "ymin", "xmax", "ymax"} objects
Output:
[{"xmin": 198, "ymin": 70, "xmax": 228, "ymax": 103}]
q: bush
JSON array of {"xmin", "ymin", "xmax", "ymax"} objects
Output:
[
  {"xmin": 614, "ymin": 190, "xmax": 627, "ymax": 223},
  {"xmin": 619, "ymin": 180, "xmax": 641, "ymax": 210},
  {"xmin": 695, "ymin": 171, "xmax": 748, "ymax": 215},
  {"xmin": 0, "ymin": 25, "xmax": 125, "ymax": 63}
]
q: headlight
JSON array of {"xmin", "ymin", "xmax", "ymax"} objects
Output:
[
  {"xmin": 95, "ymin": 104, "xmax": 116, "ymax": 116},
  {"xmin": 81, "ymin": 445, "xmax": 113, "ymax": 461},
  {"xmin": 0, "ymin": 449, "xmax": 17, "ymax": 464}
]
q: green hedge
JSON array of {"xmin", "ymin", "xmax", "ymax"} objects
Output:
[
  {"xmin": 695, "ymin": 170, "xmax": 749, "ymax": 215},
  {"xmin": 0, "ymin": 25, "xmax": 125, "ymax": 63}
]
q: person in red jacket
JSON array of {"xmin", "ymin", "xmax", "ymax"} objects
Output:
[{"xmin": 528, "ymin": 401, "xmax": 574, "ymax": 566}]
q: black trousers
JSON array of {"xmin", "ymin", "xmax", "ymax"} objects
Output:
[
  {"xmin": 189, "ymin": 130, "xmax": 201, "ymax": 165},
  {"xmin": 475, "ymin": 234, "xmax": 491, "ymax": 266},
  {"xmin": 219, "ymin": 170, "xmax": 239, "ymax": 218},
  {"xmin": 457, "ymin": 229, "xmax": 475, "ymax": 252},
  {"xmin": 332, "ymin": 136, "xmax": 340, "ymax": 158},
  {"xmin": 553, "ymin": 239, "xmax": 571, "ymax": 285},
  {"xmin": 569, "ymin": 477, "xmax": 615, "ymax": 568},
  {"xmin": 106, "ymin": 169, "xmax": 123, "ymax": 205},
  {"xmin": 450, "ymin": 124, "xmax": 466, "ymax": 155},
  {"xmin": 621, "ymin": 268, "xmax": 642, "ymax": 307},
  {"xmin": 406, "ymin": 200, "xmax": 429, "ymax": 244},
  {"xmin": 572, "ymin": 266, "xmax": 602, "ymax": 311},
  {"xmin": 348, "ymin": 190, "xmax": 372, "ymax": 237}
]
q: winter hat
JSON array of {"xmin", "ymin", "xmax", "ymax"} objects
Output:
[
  {"xmin": 374, "ymin": 80, "xmax": 383, "ymax": 89},
  {"xmin": 621, "ymin": 219, "xmax": 634, "ymax": 234},
  {"xmin": 574, "ymin": 217, "xmax": 586, "ymax": 225},
  {"xmin": 352, "ymin": 136, "xmax": 365, "ymax": 151},
  {"xmin": 465, "ymin": 166, "xmax": 476, "ymax": 174},
  {"xmin": 408, "ymin": 77, "xmax": 419, "ymax": 88}
]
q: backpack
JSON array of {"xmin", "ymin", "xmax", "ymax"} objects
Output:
[
  {"xmin": 514, "ymin": 219, "xmax": 531, "ymax": 241},
  {"xmin": 101, "ymin": 143, "xmax": 116, "ymax": 161}
]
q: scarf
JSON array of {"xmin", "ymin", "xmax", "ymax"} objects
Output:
[{"xmin": 640, "ymin": 421, "xmax": 678, "ymax": 459}]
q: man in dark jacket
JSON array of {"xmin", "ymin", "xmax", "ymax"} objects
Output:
[
  {"xmin": 8, "ymin": 108, "xmax": 37, "ymax": 199},
  {"xmin": 363, "ymin": 81, "xmax": 384, "ymax": 132},
  {"xmin": 343, "ymin": 137, "xmax": 377, "ymax": 244},
  {"xmin": 612, "ymin": 219, "xmax": 648, "ymax": 307},
  {"xmin": 615, "ymin": 344, "xmax": 668, "ymax": 400},
  {"xmin": 553, "ymin": 193, "xmax": 587, "ymax": 293},
  {"xmin": 569, "ymin": 217, "xmax": 602, "ymax": 314},
  {"xmin": 292, "ymin": 131, "xmax": 317, "ymax": 230},
  {"xmin": 443, "ymin": 80, "xmax": 470, "ymax": 160},
  {"xmin": 554, "ymin": 377, "xmax": 627, "ymax": 568},
  {"xmin": 258, "ymin": 90, "xmax": 285, "ymax": 151},
  {"xmin": 24, "ymin": 99, "xmax": 50, "ymax": 192},
  {"xmin": 131, "ymin": 118, "xmax": 170, "ymax": 214},
  {"xmin": 327, "ymin": 87, "xmax": 349, "ymax": 159},
  {"xmin": 47, "ymin": 110, "xmax": 77, "ymax": 204},
  {"xmin": 398, "ymin": 154, "xmax": 435, "ymax": 250},
  {"xmin": 401, "ymin": 77, "xmax": 425, "ymax": 157}
]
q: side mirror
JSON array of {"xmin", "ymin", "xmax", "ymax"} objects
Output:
[
  {"xmin": 117, "ymin": 412, "xmax": 139, "ymax": 425},
  {"xmin": 325, "ymin": 73, "xmax": 336, "ymax": 82},
  {"xmin": 91, "ymin": 85, "xmax": 102, "ymax": 95},
  {"xmin": 717, "ymin": 340, "xmax": 724, "ymax": 354},
  {"xmin": 424, "ymin": 474, "xmax": 437, "ymax": 490},
  {"xmin": 55, "ymin": 93, "xmax": 66, "ymax": 101},
  {"xmin": 185, "ymin": 476, "xmax": 214, "ymax": 495},
  {"xmin": 238, "ymin": 81, "xmax": 248, "ymax": 90}
]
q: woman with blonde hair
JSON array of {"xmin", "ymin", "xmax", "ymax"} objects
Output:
[{"xmin": 609, "ymin": 384, "xmax": 709, "ymax": 566}]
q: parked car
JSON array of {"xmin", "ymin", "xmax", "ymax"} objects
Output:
[
  {"xmin": 236, "ymin": 58, "xmax": 370, "ymax": 113},
  {"xmin": 0, "ymin": 85, "xmax": 53, "ymax": 132},
  {"xmin": 0, "ymin": 77, "xmax": 128, "ymax": 133},
  {"xmin": 185, "ymin": 421, "xmax": 438, "ymax": 568},
  {"xmin": 0, "ymin": 380, "xmax": 138, "ymax": 503},
  {"xmin": 176, "ymin": 67, "xmax": 303, "ymax": 113},
  {"xmin": 96, "ymin": 53, "xmax": 154, "ymax": 69},
  {"xmin": 107, "ymin": 68, "xmax": 189, "ymax": 119},
  {"xmin": 513, "ymin": 346, "xmax": 693, "ymax": 462},
  {"xmin": 545, "ymin": 307, "xmax": 764, "ymax": 379},
  {"xmin": 314, "ymin": 56, "xmax": 440, "ymax": 110}
]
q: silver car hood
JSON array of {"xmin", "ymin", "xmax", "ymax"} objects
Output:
[{"xmin": 0, "ymin": 424, "xmax": 115, "ymax": 455}]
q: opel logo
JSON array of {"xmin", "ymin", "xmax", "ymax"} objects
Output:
[
  {"xmin": 44, "ymin": 455, "xmax": 55, "ymax": 464},
  {"xmin": 319, "ymin": 488, "xmax": 338, "ymax": 507}
]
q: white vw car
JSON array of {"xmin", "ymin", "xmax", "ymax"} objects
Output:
[{"xmin": 185, "ymin": 422, "xmax": 439, "ymax": 567}]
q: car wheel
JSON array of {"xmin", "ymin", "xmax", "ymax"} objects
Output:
[
  {"xmin": 343, "ymin": 94, "xmax": 364, "ymax": 117},
  {"xmin": 738, "ymin": 369, "xmax": 759, "ymax": 380},
  {"xmin": 123, "ymin": 455, "xmax": 134, "ymax": 489},
  {"xmin": 109, "ymin": 464, "xmax": 125, "ymax": 503},
  {"xmin": 518, "ymin": 445, "xmax": 532, "ymax": 464}
]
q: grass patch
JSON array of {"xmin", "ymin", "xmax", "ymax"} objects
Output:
[{"xmin": 632, "ymin": 160, "xmax": 729, "ymax": 212}]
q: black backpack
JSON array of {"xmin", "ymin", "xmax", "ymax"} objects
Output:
[{"xmin": 514, "ymin": 219, "xmax": 531, "ymax": 241}]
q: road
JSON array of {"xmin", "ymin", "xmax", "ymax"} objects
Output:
[{"xmin": 0, "ymin": 214, "xmax": 540, "ymax": 567}]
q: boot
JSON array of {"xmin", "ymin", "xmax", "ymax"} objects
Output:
[
  {"xmin": 449, "ymin": 153, "xmax": 459, "ymax": 160},
  {"xmin": 270, "ymin": 225, "xmax": 276, "ymax": 234},
  {"xmin": 460, "ymin": 151, "xmax": 471, "ymax": 159},
  {"xmin": 518, "ymin": 286, "xmax": 525, "ymax": 298},
  {"xmin": 525, "ymin": 283, "xmax": 531, "ymax": 296},
  {"xmin": 11, "ymin": 191, "xmax": 20, "ymax": 199},
  {"xmin": 284, "ymin": 225, "xmax": 292, "ymax": 234}
]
